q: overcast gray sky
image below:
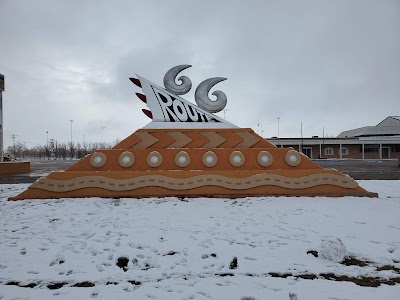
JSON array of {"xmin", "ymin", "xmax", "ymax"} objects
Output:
[{"xmin": 0, "ymin": 0, "xmax": 399, "ymax": 148}]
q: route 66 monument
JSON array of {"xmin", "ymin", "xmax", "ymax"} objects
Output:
[{"xmin": 11, "ymin": 66, "xmax": 376, "ymax": 200}]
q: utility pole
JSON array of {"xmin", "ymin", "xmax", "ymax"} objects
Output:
[
  {"xmin": 0, "ymin": 73, "xmax": 4, "ymax": 162},
  {"xmin": 101, "ymin": 126, "xmax": 105, "ymax": 143},
  {"xmin": 11, "ymin": 134, "xmax": 16, "ymax": 155},
  {"xmin": 257, "ymin": 123, "xmax": 263, "ymax": 136}
]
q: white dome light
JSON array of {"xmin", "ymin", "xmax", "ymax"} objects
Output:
[
  {"xmin": 229, "ymin": 151, "xmax": 245, "ymax": 167},
  {"xmin": 284, "ymin": 150, "xmax": 301, "ymax": 167},
  {"xmin": 202, "ymin": 151, "xmax": 218, "ymax": 167},
  {"xmin": 233, "ymin": 155, "xmax": 241, "ymax": 163},
  {"xmin": 122, "ymin": 156, "xmax": 131, "ymax": 164}
]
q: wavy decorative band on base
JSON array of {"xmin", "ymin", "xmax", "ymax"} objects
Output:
[{"xmin": 31, "ymin": 173, "xmax": 358, "ymax": 193}]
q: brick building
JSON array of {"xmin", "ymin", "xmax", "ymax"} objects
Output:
[{"xmin": 267, "ymin": 116, "xmax": 400, "ymax": 159}]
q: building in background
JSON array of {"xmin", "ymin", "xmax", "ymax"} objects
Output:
[{"xmin": 268, "ymin": 116, "xmax": 400, "ymax": 159}]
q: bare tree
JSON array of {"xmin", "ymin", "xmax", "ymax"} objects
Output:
[
  {"xmin": 82, "ymin": 141, "xmax": 89, "ymax": 157},
  {"xmin": 76, "ymin": 142, "xmax": 89, "ymax": 158},
  {"xmin": 53, "ymin": 141, "xmax": 61, "ymax": 160},
  {"xmin": 59, "ymin": 143, "xmax": 68, "ymax": 160},
  {"xmin": 32, "ymin": 145, "xmax": 46, "ymax": 159},
  {"xmin": 24, "ymin": 145, "xmax": 40, "ymax": 159},
  {"xmin": 44, "ymin": 145, "xmax": 51, "ymax": 160},
  {"xmin": 113, "ymin": 138, "xmax": 121, "ymax": 147},
  {"xmin": 68, "ymin": 142, "xmax": 75, "ymax": 159},
  {"xmin": 5, "ymin": 145, "xmax": 16, "ymax": 160},
  {"xmin": 14, "ymin": 142, "xmax": 24, "ymax": 159},
  {"xmin": 89, "ymin": 142, "xmax": 99, "ymax": 153}
]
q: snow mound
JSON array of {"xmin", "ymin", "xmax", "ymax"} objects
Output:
[{"xmin": 320, "ymin": 238, "xmax": 347, "ymax": 263}]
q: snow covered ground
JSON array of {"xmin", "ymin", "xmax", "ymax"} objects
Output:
[{"xmin": 0, "ymin": 181, "xmax": 399, "ymax": 300}]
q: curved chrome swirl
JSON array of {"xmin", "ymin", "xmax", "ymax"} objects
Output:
[
  {"xmin": 195, "ymin": 77, "xmax": 227, "ymax": 113},
  {"xmin": 163, "ymin": 65, "xmax": 192, "ymax": 95}
]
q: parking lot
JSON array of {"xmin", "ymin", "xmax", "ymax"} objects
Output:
[
  {"xmin": 0, "ymin": 160, "xmax": 76, "ymax": 184},
  {"xmin": 0, "ymin": 159, "xmax": 399, "ymax": 184},
  {"xmin": 315, "ymin": 159, "xmax": 400, "ymax": 180}
]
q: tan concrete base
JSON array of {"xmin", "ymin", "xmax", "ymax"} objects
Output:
[
  {"xmin": 9, "ymin": 169, "xmax": 378, "ymax": 200},
  {"xmin": 0, "ymin": 162, "xmax": 30, "ymax": 175}
]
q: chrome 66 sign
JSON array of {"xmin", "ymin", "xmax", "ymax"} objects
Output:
[{"xmin": 132, "ymin": 65, "xmax": 236, "ymax": 129}]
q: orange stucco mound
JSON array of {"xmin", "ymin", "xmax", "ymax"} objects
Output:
[
  {"xmin": 9, "ymin": 128, "xmax": 378, "ymax": 200},
  {"xmin": 9, "ymin": 169, "xmax": 377, "ymax": 200}
]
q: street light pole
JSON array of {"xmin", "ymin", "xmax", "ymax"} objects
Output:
[
  {"xmin": 0, "ymin": 90, "xmax": 3, "ymax": 162},
  {"xmin": 257, "ymin": 123, "xmax": 263, "ymax": 136},
  {"xmin": 101, "ymin": 126, "xmax": 105, "ymax": 143},
  {"xmin": 277, "ymin": 117, "xmax": 280, "ymax": 139},
  {"xmin": 223, "ymin": 109, "xmax": 229, "ymax": 120},
  {"xmin": 301, "ymin": 121, "xmax": 303, "ymax": 153},
  {"xmin": 70, "ymin": 120, "xmax": 74, "ymax": 145},
  {"xmin": 46, "ymin": 131, "xmax": 49, "ymax": 148},
  {"xmin": 0, "ymin": 73, "xmax": 4, "ymax": 162}
]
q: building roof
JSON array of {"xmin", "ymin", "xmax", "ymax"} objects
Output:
[
  {"xmin": 337, "ymin": 126, "xmax": 400, "ymax": 138},
  {"xmin": 267, "ymin": 136, "xmax": 400, "ymax": 147},
  {"xmin": 376, "ymin": 116, "xmax": 400, "ymax": 126}
]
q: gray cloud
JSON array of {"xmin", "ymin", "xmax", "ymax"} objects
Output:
[{"xmin": 0, "ymin": 0, "xmax": 399, "ymax": 148}]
